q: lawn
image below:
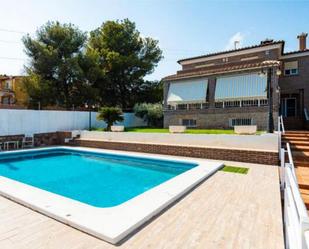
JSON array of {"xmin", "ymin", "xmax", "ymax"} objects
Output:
[
  {"xmin": 125, "ymin": 127, "xmax": 235, "ymax": 134},
  {"xmin": 220, "ymin": 166, "xmax": 249, "ymax": 174},
  {"xmin": 92, "ymin": 127, "xmax": 264, "ymax": 134}
]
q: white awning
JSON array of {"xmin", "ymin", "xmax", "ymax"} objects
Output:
[
  {"xmin": 167, "ymin": 79, "xmax": 208, "ymax": 104},
  {"xmin": 215, "ymin": 73, "xmax": 267, "ymax": 100}
]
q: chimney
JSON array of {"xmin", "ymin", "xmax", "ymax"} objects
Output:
[
  {"xmin": 297, "ymin": 32, "xmax": 308, "ymax": 51},
  {"xmin": 260, "ymin": 39, "xmax": 274, "ymax": 45}
]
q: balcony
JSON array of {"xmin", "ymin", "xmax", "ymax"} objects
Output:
[
  {"xmin": 165, "ymin": 99, "xmax": 268, "ymax": 111},
  {"xmin": 166, "ymin": 102, "xmax": 209, "ymax": 111}
]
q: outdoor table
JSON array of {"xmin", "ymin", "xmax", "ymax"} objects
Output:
[{"xmin": 4, "ymin": 141, "xmax": 19, "ymax": 150}]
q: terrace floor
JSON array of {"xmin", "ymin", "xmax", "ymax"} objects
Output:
[{"xmin": 0, "ymin": 156, "xmax": 284, "ymax": 249}]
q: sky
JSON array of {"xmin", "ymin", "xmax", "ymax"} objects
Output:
[{"xmin": 0, "ymin": 0, "xmax": 309, "ymax": 81}]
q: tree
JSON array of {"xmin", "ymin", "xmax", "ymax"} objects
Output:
[
  {"xmin": 87, "ymin": 19, "xmax": 163, "ymax": 109},
  {"xmin": 97, "ymin": 107, "xmax": 124, "ymax": 131},
  {"xmin": 133, "ymin": 103, "xmax": 163, "ymax": 127},
  {"xmin": 133, "ymin": 80, "xmax": 163, "ymax": 104},
  {"xmin": 23, "ymin": 21, "xmax": 95, "ymax": 109}
]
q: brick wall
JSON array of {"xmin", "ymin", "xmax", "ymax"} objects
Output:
[
  {"xmin": 164, "ymin": 108, "xmax": 279, "ymax": 130},
  {"xmin": 74, "ymin": 139, "xmax": 278, "ymax": 165},
  {"xmin": 279, "ymin": 56, "xmax": 309, "ymax": 111},
  {"xmin": 34, "ymin": 131, "xmax": 72, "ymax": 146},
  {"xmin": 0, "ymin": 134, "xmax": 24, "ymax": 142}
]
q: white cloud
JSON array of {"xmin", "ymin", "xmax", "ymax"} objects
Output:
[{"xmin": 225, "ymin": 32, "xmax": 245, "ymax": 50}]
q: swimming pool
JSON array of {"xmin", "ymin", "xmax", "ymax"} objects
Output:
[
  {"xmin": 0, "ymin": 147, "xmax": 223, "ymax": 244},
  {"xmin": 0, "ymin": 149, "xmax": 196, "ymax": 207}
]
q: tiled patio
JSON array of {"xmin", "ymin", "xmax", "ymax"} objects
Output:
[{"xmin": 0, "ymin": 158, "xmax": 284, "ymax": 249}]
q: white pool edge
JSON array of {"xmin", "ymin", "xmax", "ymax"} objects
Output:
[{"xmin": 0, "ymin": 146, "xmax": 223, "ymax": 244}]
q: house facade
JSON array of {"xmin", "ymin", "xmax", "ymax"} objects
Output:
[
  {"xmin": 0, "ymin": 76, "xmax": 28, "ymax": 107},
  {"xmin": 163, "ymin": 33, "xmax": 309, "ymax": 130}
]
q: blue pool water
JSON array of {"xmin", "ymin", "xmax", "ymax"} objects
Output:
[{"xmin": 0, "ymin": 149, "xmax": 197, "ymax": 207}]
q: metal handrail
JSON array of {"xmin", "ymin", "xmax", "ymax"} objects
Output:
[
  {"xmin": 278, "ymin": 115, "xmax": 285, "ymax": 160},
  {"xmin": 305, "ymin": 108, "xmax": 309, "ymax": 122},
  {"xmin": 286, "ymin": 143, "xmax": 297, "ymax": 181},
  {"xmin": 283, "ymin": 142, "xmax": 309, "ymax": 249},
  {"xmin": 281, "ymin": 115, "xmax": 285, "ymax": 134}
]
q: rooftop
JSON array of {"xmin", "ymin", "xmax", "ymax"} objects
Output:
[
  {"xmin": 177, "ymin": 40, "xmax": 284, "ymax": 64},
  {"xmin": 163, "ymin": 60, "xmax": 281, "ymax": 81}
]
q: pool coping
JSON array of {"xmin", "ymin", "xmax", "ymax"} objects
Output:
[{"xmin": 0, "ymin": 146, "xmax": 223, "ymax": 244}]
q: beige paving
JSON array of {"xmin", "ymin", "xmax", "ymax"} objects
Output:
[{"xmin": 0, "ymin": 161, "xmax": 284, "ymax": 249}]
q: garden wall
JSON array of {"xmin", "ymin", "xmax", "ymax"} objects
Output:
[{"xmin": 0, "ymin": 109, "xmax": 146, "ymax": 136}]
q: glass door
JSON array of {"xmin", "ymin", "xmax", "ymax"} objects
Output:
[
  {"xmin": 281, "ymin": 98, "xmax": 297, "ymax": 117},
  {"xmin": 286, "ymin": 98, "xmax": 296, "ymax": 117}
]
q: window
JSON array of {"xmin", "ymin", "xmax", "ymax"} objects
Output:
[
  {"xmin": 167, "ymin": 105, "xmax": 175, "ymax": 110},
  {"xmin": 188, "ymin": 103, "xmax": 201, "ymax": 110},
  {"xmin": 260, "ymin": 99, "xmax": 268, "ymax": 106},
  {"xmin": 242, "ymin": 99, "xmax": 258, "ymax": 107},
  {"xmin": 229, "ymin": 118, "xmax": 252, "ymax": 127},
  {"xmin": 284, "ymin": 61, "xmax": 299, "ymax": 76},
  {"xmin": 4, "ymin": 80, "xmax": 12, "ymax": 89},
  {"xmin": 224, "ymin": 100, "xmax": 241, "ymax": 108},
  {"xmin": 176, "ymin": 104, "xmax": 187, "ymax": 110},
  {"xmin": 182, "ymin": 119, "xmax": 197, "ymax": 127}
]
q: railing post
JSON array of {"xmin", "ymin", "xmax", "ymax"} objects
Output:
[
  {"xmin": 300, "ymin": 218, "xmax": 309, "ymax": 249},
  {"xmin": 280, "ymin": 148, "xmax": 285, "ymax": 190}
]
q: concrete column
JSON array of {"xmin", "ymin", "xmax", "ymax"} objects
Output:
[
  {"xmin": 163, "ymin": 81, "xmax": 170, "ymax": 109},
  {"xmin": 208, "ymin": 76, "xmax": 216, "ymax": 108}
]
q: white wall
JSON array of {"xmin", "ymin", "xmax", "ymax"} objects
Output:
[{"xmin": 0, "ymin": 109, "xmax": 146, "ymax": 136}]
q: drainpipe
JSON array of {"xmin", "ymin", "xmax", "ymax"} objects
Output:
[{"xmin": 267, "ymin": 67, "xmax": 274, "ymax": 133}]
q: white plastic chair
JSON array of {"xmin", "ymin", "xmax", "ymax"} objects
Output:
[{"xmin": 22, "ymin": 134, "xmax": 34, "ymax": 149}]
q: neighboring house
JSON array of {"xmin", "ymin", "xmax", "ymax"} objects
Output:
[
  {"xmin": 162, "ymin": 33, "xmax": 309, "ymax": 130},
  {"xmin": 0, "ymin": 76, "xmax": 28, "ymax": 107}
]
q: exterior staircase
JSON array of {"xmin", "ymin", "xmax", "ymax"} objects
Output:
[{"xmin": 283, "ymin": 131, "xmax": 309, "ymax": 209}]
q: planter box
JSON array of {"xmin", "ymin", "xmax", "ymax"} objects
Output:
[
  {"xmin": 169, "ymin": 126, "xmax": 186, "ymax": 133},
  {"xmin": 111, "ymin": 126, "xmax": 124, "ymax": 132},
  {"xmin": 234, "ymin": 125, "xmax": 257, "ymax": 135}
]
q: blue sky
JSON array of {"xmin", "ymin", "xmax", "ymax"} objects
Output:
[{"xmin": 0, "ymin": 0, "xmax": 309, "ymax": 80}]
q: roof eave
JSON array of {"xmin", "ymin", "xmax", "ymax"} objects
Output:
[{"xmin": 177, "ymin": 41, "xmax": 284, "ymax": 65}]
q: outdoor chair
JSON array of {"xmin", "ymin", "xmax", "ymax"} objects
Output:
[{"xmin": 22, "ymin": 135, "xmax": 34, "ymax": 149}]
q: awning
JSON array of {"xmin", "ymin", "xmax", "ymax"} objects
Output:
[
  {"xmin": 167, "ymin": 79, "xmax": 208, "ymax": 104},
  {"xmin": 215, "ymin": 73, "xmax": 267, "ymax": 100}
]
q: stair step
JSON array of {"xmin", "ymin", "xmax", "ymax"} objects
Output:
[
  {"xmin": 285, "ymin": 130, "xmax": 309, "ymax": 134},
  {"xmin": 300, "ymin": 193, "xmax": 309, "ymax": 209},
  {"xmin": 300, "ymin": 188, "xmax": 309, "ymax": 195},
  {"xmin": 283, "ymin": 132, "xmax": 309, "ymax": 137},
  {"xmin": 285, "ymin": 141, "xmax": 309, "ymax": 147},
  {"xmin": 295, "ymin": 161, "xmax": 309, "ymax": 167},
  {"xmin": 283, "ymin": 141, "xmax": 309, "ymax": 147},
  {"xmin": 299, "ymin": 183, "xmax": 309, "ymax": 190},
  {"xmin": 296, "ymin": 167, "xmax": 309, "ymax": 189},
  {"xmin": 283, "ymin": 140, "xmax": 309, "ymax": 145},
  {"xmin": 291, "ymin": 145, "xmax": 309, "ymax": 152}
]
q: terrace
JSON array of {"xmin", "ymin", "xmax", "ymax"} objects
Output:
[
  {"xmin": 0, "ymin": 110, "xmax": 294, "ymax": 248},
  {"xmin": 0, "ymin": 152, "xmax": 283, "ymax": 249}
]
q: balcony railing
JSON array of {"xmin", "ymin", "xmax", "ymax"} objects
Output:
[
  {"xmin": 215, "ymin": 99, "xmax": 268, "ymax": 108},
  {"xmin": 166, "ymin": 99, "xmax": 268, "ymax": 111},
  {"xmin": 166, "ymin": 102, "xmax": 209, "ymax": 111}
]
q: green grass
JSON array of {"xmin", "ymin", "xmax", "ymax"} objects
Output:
[
  {"xmin": 92, "ymin": 127, "xmax": 264, "ymax": 135},
  {"xmin": 125, "ymin": 127, "xmax": 235, "ymax": 134},
  {"xmin": 220, "ymin": 165, "xmax": 249, "ymax": 174},
  {"xmin": 125, "ymin": 127, "xmax": 170, "ymax": 133}
]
